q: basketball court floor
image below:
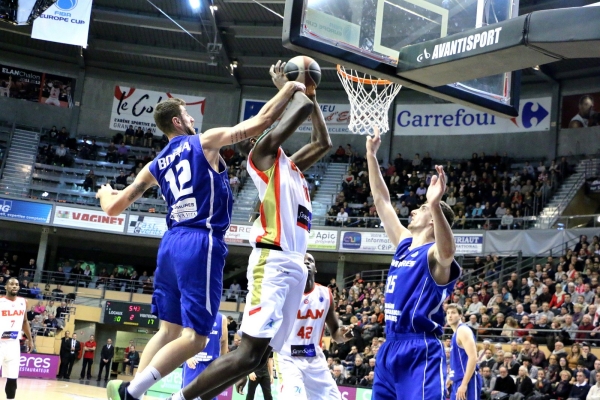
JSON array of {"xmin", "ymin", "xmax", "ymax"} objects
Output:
[{"xmin": 3, "ymin": 378, "xmax": 163, "ymax": 400}]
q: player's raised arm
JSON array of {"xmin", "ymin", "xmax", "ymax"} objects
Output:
[
  {"xmin": 427, "ymin": 165, "xmax": 457, "ymax": 283},
  {"xmin": 366, "ymin": 126, "xmax": 410, "ymax": 247},
  {"xmin": 201, "ymin": 81, "xmax": 306, "ymax": 151},
  {"xmin": 96, "ymin": 164, "xmax": 158, "ymax": 216},
  {"xmin": 251, "ymin": 91, "xmax": 314, "ymax": 171},
  {"xmin": 290, "ymin": 93, "xmax": 333, "ymax": 172}
]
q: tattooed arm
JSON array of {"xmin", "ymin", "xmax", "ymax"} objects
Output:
[
  {"xmin": 199, "ymin": 81, "xmax": 305, "ymax": 151},
  {"xmin": 96, "ymin": 164, "xmax": 158, "ymax": 216}
]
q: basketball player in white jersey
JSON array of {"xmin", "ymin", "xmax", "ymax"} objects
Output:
[
  {"xmin": 169, "ymin": 62, "xmax": 332, "ymax": 400},
  {"xmin": 0, "ymin": 278, "xmax": 33, "ymax": 400},
  {"xmin": 0, "ymin": 76, "xmax": 11, "ymax": 98},
  {"xmin": 275, "ymin": 253, "xmax": 353, "ymax": 400}
]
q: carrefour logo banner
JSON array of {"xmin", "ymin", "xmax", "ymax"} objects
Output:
[
  {"xmin": 394, "ymin": 97, "xmax": 551, "ymax": 135},
  {"xmin": 31, "ymin": 0, "xmax": 93, "ymax": 47},
  {"xmin": 0, "ymin": 198, "xmax": 52, "ymax": 224}
]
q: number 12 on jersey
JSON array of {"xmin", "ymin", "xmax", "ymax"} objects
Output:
[
  {"xmin": 386, "ymin": 275, "xmax": 397, "ymax": 294},
  {"xmin": 165, "ymin": 160, "xmax": 193, "ymax": 200}
]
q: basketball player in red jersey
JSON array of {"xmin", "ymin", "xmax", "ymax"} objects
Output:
[{"xmin": 0, "ymin": 278, "xmax": 33, "ymax": 400}]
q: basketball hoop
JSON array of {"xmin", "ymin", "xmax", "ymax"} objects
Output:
[{"xmin": 337, "ymin": 65, "xmax": 402, "ymax": 135}]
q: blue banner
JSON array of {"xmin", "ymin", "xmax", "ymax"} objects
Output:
[{"xmin": 0, "ymin": 198, "xmax": 52, "ymax": 223}]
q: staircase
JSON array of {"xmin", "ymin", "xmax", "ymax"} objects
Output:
[
  {"xmin": 0, "ymin": 128, "xmax": 39, "ymax": 196},
  {"xmin": 231, "ymin": 182, "xmax": 259, "ymax": 224},
  {"xmin": 536, "ymin": 159, "xmax": 599, "ymax": 228},
  {"xmin": 311, "ymin": 162, "xmax": 348, "ymax": 223}
]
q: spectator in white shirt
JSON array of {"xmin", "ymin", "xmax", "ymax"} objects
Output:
[
  {"xmin": 588, "ymin": 371, "xmax": 600, "ymax": 400},
  {"xmin": 500, "ymin": 209, "xmax": 514, "ymax": 230},
  {"xmin": 495, "ymin": 202, "xmax": 507, "ymax": 218},
  {"xmin": 466, "ymin": 294, "xmax": 484, "ymax": 317},
  {"xmin": 336, "ymin": 208, "xmax": 349, "ymax": 226}
]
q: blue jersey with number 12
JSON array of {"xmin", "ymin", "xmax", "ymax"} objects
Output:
[
  {"xmin": 149, "ymin": 135, "xmax": 232, "ymax": 234},
  {"xmin": 384, "ymin": 238, "xmax": 461, "ymax": 336}
]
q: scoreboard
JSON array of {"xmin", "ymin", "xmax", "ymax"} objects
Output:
[{"xmin": 103, "ymin": 301, "xmax": 158, "ymax": 328}]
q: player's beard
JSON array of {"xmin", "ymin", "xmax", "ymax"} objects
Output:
[{"xmin": 185, "ymin": 123, "xmax": 195, "ymax": 136}]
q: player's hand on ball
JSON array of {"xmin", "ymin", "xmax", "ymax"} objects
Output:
[
  {"xmin": 284, "ymin": 81, "xmax": 306, "ymax": 94},
  {"xmin": 270, "ymin": 60, "xmax": 288, "ymax": 90},
  {"xmin": 426, "ymin": 165, "xmax": 446, "ymax": 206},
  {"xmin": 366, "ymin": 126, "xmax": 381, "ymax": 155}
]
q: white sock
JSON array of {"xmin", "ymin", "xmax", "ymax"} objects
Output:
[
  {"xmin": 127, "ymin": 366, "xmax": 162, "ymax": 399},
  {"xmin": 171, "ymin": 390, "xmax": 186, "ymax": 400}
]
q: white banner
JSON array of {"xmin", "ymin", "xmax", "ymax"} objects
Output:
[
  {"xmin": 127, "ymin": 215, "xmax": 167, "ymax": 237},
  {"xmin": 241, "ymin": 99, "xmax": 351, "ymax": 134},
  {"xmin": 111, "ymin": 87, "xmax": 205, "ymax": 134},
  {"xmin": 53, "ymin": 206, "xmax": 126, "ymax": 233},
  {"xmin": 394, "ymin": 97, "xmax": 552, "ymax": 135},
  {"xmin": 340, "ymin": 231, "xmax": 483, "ymax": 255},
  {"xmin": 31, "ymin": 0, "xmax": 93, "ymax": 47},
  {"xmin": 307, "ymin": 230, "xmax": 338, "ymax": 250},
  {"xmin": 224, "ymin": 224, "xmax": 252, "ymax": 244}
]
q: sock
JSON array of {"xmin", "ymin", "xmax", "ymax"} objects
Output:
[
  {"xmin": 127, "ymin": 366, "xmax": 162, "ymax": 399},
  {"xmin": 171, "ymin": 390, "xmax": 186, "ymax": 400}
]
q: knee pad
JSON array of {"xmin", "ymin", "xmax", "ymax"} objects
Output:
[{"xmin": 5, "ymin": 378, "xmax": 16, "ymax": 399}]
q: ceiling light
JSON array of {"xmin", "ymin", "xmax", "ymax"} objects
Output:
[
  {"xmin": 210, "ymin": 5, "xmax": 218, "ymax": 11},
  {"xmin": 532, "ymin": 65, "xmax": 540, "ymax": 71},
  {"xmin": 189, "ymin": 0, "xmax": 200, "ymax": 10}
]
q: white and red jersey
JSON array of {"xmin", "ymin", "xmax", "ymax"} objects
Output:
[
  {"xmin": 278, "ymin": 283, "xmax": 331, "ymax": 358},
  {"xmin": 0, "ymin": 297, "xmax": 26, "ymax": 341}
]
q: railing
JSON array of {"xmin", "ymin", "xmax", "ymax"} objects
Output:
[
  {"xmin": 469, "ymin": 326, "xmax": 600, "ymax": 346},
  {"xmin": 19, "ymin": 269, "xmax": 248, "ymax": 311}
]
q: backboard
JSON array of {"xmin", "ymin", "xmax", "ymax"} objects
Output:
[{"xmin": 283, "ymin": 0, "xmax": 521, "ymax": 117}]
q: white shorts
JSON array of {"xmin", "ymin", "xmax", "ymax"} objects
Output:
[
  {"xmin": 274, "ymin": 352, "xmax": 341, "ymax": 400},
  {"xmin": 0, "ymin": 341, "xmax": 21, "ymax": 379},
  {"xmin": 241, "ymin": 248, "xmax": 307, "ymax": 352}
]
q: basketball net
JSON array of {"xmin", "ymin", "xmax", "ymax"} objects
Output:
[{"xmin": 337, "ymin": 65, "xmax": 402, "ymax": 135}]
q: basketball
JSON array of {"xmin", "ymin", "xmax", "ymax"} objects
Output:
[{"xmin": 283, "ymin": 56, "xmax": 321, "ymax": 91}]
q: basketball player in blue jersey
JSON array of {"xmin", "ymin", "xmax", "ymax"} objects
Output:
[
  {"xmin": 446, "ymin": 304, "xmax": 481, "ymax": 400},
  {"xmin": 97, "ymin": 80, "xmax": 306, "ymax": 400},
  {"xmin": 167, "ymin": 62, "xmax": 332, "ymax": 400},
  {"xmin": 366, "ymin": 126, "xmax": 461, "ymax": 400},
  {"xmin": 182, "ymin": 313, "xmax": 228, "ymax": 400}
]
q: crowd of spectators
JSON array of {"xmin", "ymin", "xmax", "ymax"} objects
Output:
[{"xmin": 325, "ymin": 148, "xmax": 573, "ymax": 230}]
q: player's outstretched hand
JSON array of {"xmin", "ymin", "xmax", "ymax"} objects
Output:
[
  {"xmin": 283, "ymin": 80, "xmax": 306, "ymax": 94},
  {"xmin": 270, "ymin": 60, "xmax": 288, "ymax": 90},
  {"xmin": 426, "ymin": 165, "xmax": 446, "ymax": 205},
  {"xmin": 366, "ymin": 126, "xmax": 381, "ymax": 155},
  {"xmin": 96, "ymin": 183, "xmax": 117, "ymax": 199}
]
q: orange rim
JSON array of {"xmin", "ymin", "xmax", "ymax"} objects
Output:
[{"xmin": 337, "ymin": 64, "xmax": 393, "ymax": 85}]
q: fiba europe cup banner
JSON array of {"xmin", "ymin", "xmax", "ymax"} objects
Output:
[
  {"xmin": 111, "ymin": 87, "xmax": 206, "ymax": 135},
  {"xmin": 394, "ymin": 97, "xmax": 552, "ymax": 135},
  {"xmin": 341, "ymin": 231, "xmax": 483, "ymax": 255},
  {"xmin": 241, "ymin": 99, "xmax": 351, "ymax": 134},
  {"xmin": 31, "ymin": 0, "xmax": 93, "ymax": 47}
]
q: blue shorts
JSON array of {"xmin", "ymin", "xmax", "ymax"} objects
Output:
[
  {"xmin": 152, "ymin": 227, "xmax": 227, "ymax": 336},
  {"xmin": 182, "ymin": 362, "xmax": 216, "ymax": 400},
  {"xmin": 372, "ymin": 333, "xmax": 446, "ymax": 400},
  {"xmin": 450, "ymin": 373, "xmax": 482, "ymax": 400}
]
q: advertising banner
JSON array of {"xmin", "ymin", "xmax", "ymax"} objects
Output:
[
  {"xmin": 561, "ymin": 92, "xmax": 600, "ymax": 128},
  {"xmin": 454, "ymin": 234, "xmax": 484, "ymax": 254},
  {"xmin": 52, "ymin": 205, "xmax": 126, "ymax": 233},
  {"xmin": 127, "ymin": 214, "xmax": 167, "ymax": 237},
  {"xmin": 224, "ymin": 224, "xmax": 252, "ymax": 244},
  {"xmin": 31, "ymin": 0, "xmax": 93, "ymax": 47},
  {"xmin": 341, "ymin": 231, "xmax": 483, "ymax": 255},
  {"xmin": 0, "ymin": 63, "xmax": 74, "ymax": 107},
  {"xmin": 111, "ymin": 87, "xmax": 205, "ymax": 134},
  {"xmin": 394, "ymin": 97, "xmax": 552, "ymax": 135},
  {"xmin": 241, "ymin": 99, "xmax": 352, "ymax": 134},
  {"xmin": 0, "ymin": 354, "xmax": 60, "ymax": 379},
  {"xmin": 355, "ymin": 388, "xmax": 373, "ymax": 400},
  {"xmin": 0, "ymin": 198, "xmax": 52, "ymax": 224},
  {"xmin": 307, "ymin": 229, "xmax": 338, "ymax": 250}
]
